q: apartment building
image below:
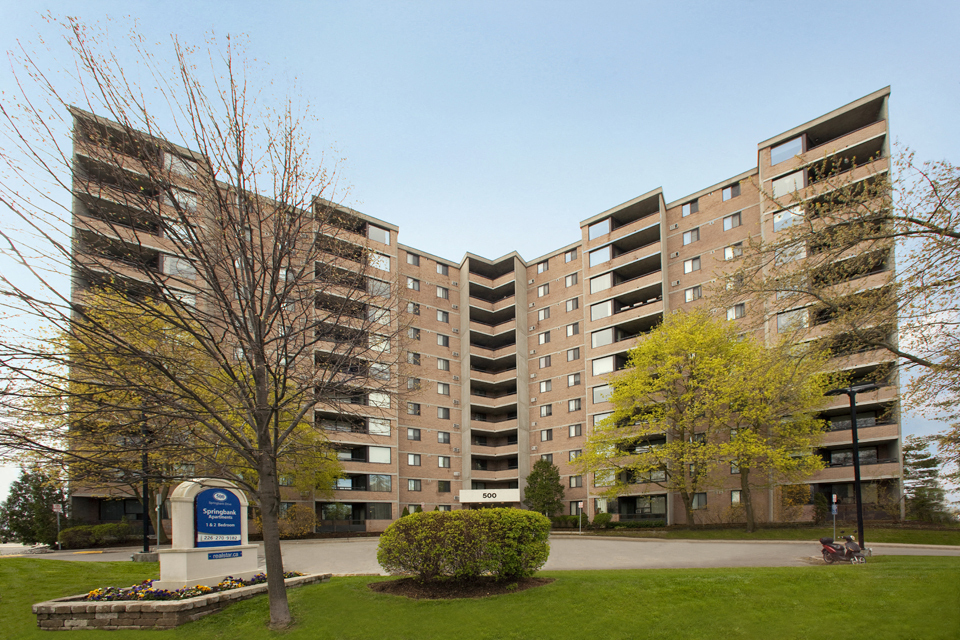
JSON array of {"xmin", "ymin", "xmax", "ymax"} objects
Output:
[{"xmin": 69, "ymin": 87, "xmax": 902, "ymax": 531}]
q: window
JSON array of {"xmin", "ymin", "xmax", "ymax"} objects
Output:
[
  {"xmin": 408, "ymin": 454, "xmax": 421, "ymax": 466},
  {"xmin": 371, "ymin": 363, "xmax": 390, "ymax": 381},
  {"xmin": 538, "ymin": 308, "xmax": 550, "ymax": 321},
  {"xmin": 438, "ymin": 431, "xmax": 450, "ymax": 444},
  {"xmin": 539, "ymin": 331, "xmax": 551, "ymax": 344},
  {"xmin": 537, "ymin": 260, "xmax": 549, "ymax": 273},
  {"xmin": 771, "ymin": 136, "xmax": 803, "ymax": 165},
  {"xmin": 369, "ymin": 446, "xmax": 391, "ymax": 464},
  {"xmin": 369, "ymin": 474, "xmax": 391, "ymax": 491},
  {"xmin": 570, "ymin": 502, "xmax": 582, "ymax": 516},
  {"xmin": 722, "ymin": 183, "xmax": 741, "ymax": 201},
  {"xmin": 407, "ymin": 403, "xmax": 421, "ymax": 416},
  {"xmin": 539, "ymin": 380, "xmax": 552, "ymax": 393},
  {"xmin": 589, "ymin": 246, "xmax": 612, "ymax": 267},
  {"xmin": 406, "ymin": 302, "xmax": 420, "ymax": 315},
  {"xmin": 566, "ymin": 298, "xmax": 579, "ymax": 312},
  {"xmin": 564, "ymin": 249, "xmax": 577, "ymax": 262},
  {"xmin": 683, "ymin": 257, "xmax": 701, "ymax": 274},
  {"xmin": 590, "ymin": 273, "xmax": 613, "ymax": 293},
  {"xmin": 592, "ymin": 355, "xmax": 615, "ymax": 376},
  {"xmin": 278, "ymin": 474, "xmax": 294, "ymax": 487},
  {"xmin": 438, "ymin": 480, "xmax": 451, "ymax": 492},
  {"xmin": 775, "ymin": 243, "xmax": 806, "ymax": 265},
  {"xmin": 590, "ymin": 301, "xmax": 613, "ymax": 321},
  {"xmin": 568, "ymin": 398, "xmax": 582, "ymax": 412},
  {"xmin": 567, "ymin": 323, "xmax": 579, "ymax": 337},
  {"xmin": 407, "ymin": 377, "xmax": 420, "ymax": 390},
  {"xmin": 569, "ymin": 424, "xmax": 582, "ymax": 437},
  {"xmin": 437, "ymin": 286, "xmax": 449, "ymax": 300},
  {"xmin": 565, "ymin": 273, "xmax": 578, "ymax": 287},
  {"xmin": 539, "ymin": 355, "xmax": 552, "ymax": 368},
  {"xmin": 684, "ymin": 286, "xmax": 702, "ymax": 303},
  {"xmin": 772, "ymin": 171, "xmax": 805, "ymax": 199},
  {"xmin": 408, "ymin": 479, "xmax": 421, "ymax": 491},
  {"xmin": 437, "ymin": 334, "xmax": 450, "ymax": 347},
  {"xmin": 682, "ymin": 228, "xmax": 699, "ymax": 245},
  {"xmin": 588, "ymin": 218, "xmax": 611, "ymax": 240},
  {"xmin": 438, "ymin": 456, "xmax": 451, "ymax": 468},
  {"xmin": 569, "ymin": 449, "xmax": 582, "ymax": 461},
  {"xmin": 407, "ymin": 352, "xmax": 420, "ymax": 365},
  {"xmin": 368, "ymin": 225, "xmax": 390, "ymax": 245},
  {"xmin": 438, "ymin": 382, "xmax": 450, "ymax": 395},
  {"xmin": 692, "ymin": 492, "xmax": 708, "ymax": 510},
  {"xmin": 407, "ymin": 327, "xmax": 421, "ymax": 340},
  {"xmin": 368, "ymin": 503, "xmax": 392, "ymax": 519},
  {"xmin": 724, "ymin": 243, "xmax": 743, "ymax": 261},
  {"xmin": 592, "ymin": 384, "xmax": 612, "ymax": 404},
  {"xmin": 731, "ymin": 489, "xmax": 742, "ymax": 506},
  {"xmin": 367, "ymin": 278, "xmax": 391, "ymax": 298},
  {"xmin": 567, "ymin": 348, "xmax": 580, "ymax": 361},
  {"xmin": 537, "ymin": 284, "xmax": 549, "ymax": 297},
  {"xmin": 731, "ymin": 462, "xmax": 741, "ymax": 475},
  {"xmin": 368, "ymin": 418, "xmax": 391, "ymax": 436},
  {"xmin": 570, "ymin": 475, "xmax": 583, "ymax": 488},
  {"xmin": 407, "ymin": 277, "xmax": 420, "ymax": 291},
  {"xmin": 541, "ymin": 454, "xmax": 553, "ymax": 463},
  {"xmin": 726, "ymin": 303, "xmax": 745, "ymax": 320},
  {"xmin": 540, "ymin": 405, "xmax": 553, "ymax": 417},
  {"xmin": 777, "ymin": 308, "xmax": 809, "ymax": 332},
  {"xmin": 437, "ymin": 263, "xmax": 449, "ymax": 276},
  {"xmin": 681, "ymin": 200, "xmax": 699, "ymax": 217},
  {"xmin": 438, "ymin": 407, "xmax": 450, "ymax": 419},
  {"xmin": 591, "ymin": 327, "xmax": 615, "ymax": 348},
  {"xmin": 437, "ymin": 358, "xmax": 450, "ymax": 371},
  {"xmin": 723, "ymin": 212, "xmax": 742, "ymax": 231},
  {"xmin": 541, "ymin": 429, "xmax": 553, "ymax": 442},
  {"xmin": 406, "ymin": 253, "xmax": 420, "ymax": 266},
  {"xmin": 567, "ymin": 373, "xmax": 581, "ymax": 386},
  {"xmin": 437, "ymin": 309, "xmax": 449, "ymax": 323},
  {"xmin": 407, "ymin": 428, "xmax": 421, "ymax": 441},
  {"xmin": 773, "ymin": 207, "xmax": 803, "ymax": 232}
]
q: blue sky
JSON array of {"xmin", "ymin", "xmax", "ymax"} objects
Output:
[{"xmin": 1, "ymin": 1, "xmax": 958, "ymax": 500}]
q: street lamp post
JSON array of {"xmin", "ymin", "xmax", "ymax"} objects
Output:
[
  {"xmin": 140, "ymin": 414, "xmax": 150, "ymax": 554},
  {"xmin": 825, "ymin": 382, "xmax": 880, "ymax": 549}
]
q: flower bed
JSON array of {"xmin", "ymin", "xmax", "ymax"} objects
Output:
[
  {"xmin": 33, "ymin": 572, "xmax": 330, "ymax": 630},
  {"xmin": 84, "ymin": 571, "xmax": 303, "ymax": 602}
]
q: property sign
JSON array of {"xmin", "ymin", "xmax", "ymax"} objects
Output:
[
  {"xmin": 52, "ymin": 504, "xmax": 63, "ymax": 514},
  {"xmin": 458, "ymin": 489, "xmax": 521, "ymax": 504},
  {"xmin": 208, "ymin": 550, "xmax": 242, "ymax": 560},
  {"xmin": 195, "ymin": 488, "xmax": 242, "ymax": 548}
]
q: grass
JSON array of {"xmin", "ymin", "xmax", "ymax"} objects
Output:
[
  {"xmin": 1, "ymin": 556, "xmax": 958, "ymax": 639},
  {"xmin": 576, "ymin": 525, "xmax": 960, "ymax": 546}
]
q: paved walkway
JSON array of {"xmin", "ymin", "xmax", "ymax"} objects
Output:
[{"xmin": 6, "ymin": 536, "xmax": 960, "ymax": 574}]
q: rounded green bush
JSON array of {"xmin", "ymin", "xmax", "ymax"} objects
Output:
[
  {"xmin": 377, "ymin": 508, "xmax": 551, "ymax": 582},
  {"xmin": 592, "ymin": 512, "xmax": 613, "ymax": 529}
]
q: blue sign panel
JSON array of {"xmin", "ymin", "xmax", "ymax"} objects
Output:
[
  {"xmin": 208, "ymin": 551, "xmax": 242, "ymax": 560},
  {"xmin": 195, "ymin": 488, "xmax": 242, "ymax": 548}
]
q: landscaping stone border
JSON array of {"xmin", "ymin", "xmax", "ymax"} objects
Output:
[{"xmin": 33, "ymin": 573, "xmax": 330, "ymax": 630}]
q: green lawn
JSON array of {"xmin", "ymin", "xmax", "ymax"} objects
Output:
[
  {"xmin": 2, "ymin": 556, "xmax": 958, "ymax": 639},
  {"xmin": 576, "ymin": 525, "xmax": 960, "ymax": 546}
]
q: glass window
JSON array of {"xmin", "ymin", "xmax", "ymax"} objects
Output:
[
  {"xmin": 437, "ymin": 358, "xmax": 450, "ymax": 371},
  {"xmin": 568, "ymin": 373, "xmax": 581, "ymax": 386},
  {"xmin": 566, "ymin": 297, "xmax": 579, "ymax": 312},
  {"xmin": 407, "ymin": 377, "xmax": 420, "ymax": 390},
  {"xmin": 537, "ymin": 260, "xmax": 549, "ymax": 273},
  {"xmin": 437, "ymin": 263, "xmax": 449, "ymax": 276},
  {"xmin": 438, "ymin": 480, "xmax": 451, "ymax": 492},
  {"xmin": 723, "ymin": 212, "xmax": 742, "ymax": 231},
  {"xmin": 407, "ymin": 453, "xmax": 421, "ymax": 466},
  {"xmin": 773, "ymin": 207, "xmax": 803, "ymax": 232},
  {"xmin": 772, "ymin": 171, "xmax": 804, "ymax": 199},
  {"xmin": 438, "ymin": 407, "xmax": 450, "ymax": 419},
  {"xmin": 438, "ymin": 382, "xmax": 450, "ymax": 395},
  {"xmin": 438, "ymin": 334, "xmax": 450, "ymax": 347},
  {"xmin": 368, "ymin": 225, "xmax": 390, "ymax": 245},
  {"xmin": 724, "ymin": 243, "xmax": 743, "ymax": 261},
  {"xmin": 541, "ymin": 454, "xmax": 553, "ymax": 463},
  {"xmin": 567, "ymin": 348, "xmax": 580, "ymax": 361},
  {"xmin": 775, "ymin": 243, "xmax": 806, "ymax": 265},
  {"xmin": 368, "ymin": 279, "xmax": 391, "ymax": 298},
  {"xmin": 692, "ymin": 492, "xmax": 708, "ymax": 509},
  {"xmin": 770, "ymin": 136, "xmax": 803, "ymax": 166},
  {"xmin": 437, "ymin": 286, "xmax": 449, "ymax": 299},
  {"xmin": 569, "ymin": 424, "xmax": 582, "ymax": 437},
  {"xmin": 539, "ymin": 331, "xmax": 551, "ymax": 344},
  {"xmin": 368, "ymin": 418, "xmax": 391, "ymax": 436},
  {"xmin": 538, "ymin": 284, "xmax": 549, "ymax": 297},
  {"xmin": 683, "ymin": 257, "xmax": 700, "ymax": 273},
  {"xmin": 540, "ymin": 405, "xmax": 552, "ymax": 417},
  {"xmin": 588, "ymin": 218, "xmax": 611, "ymax": 240},
  {"xmin": 590, "ymin": 300, "xmax": 614, "ymax": 321},
  {"xmin": 569, "ymin": 475, "xmax": 583, "ymax": 488},
  {"xmin": 407, "ymin": 403, "xmax": 420, "ymax": 415},
  {"xmin": 590, "ymin": 273, "xmax": 613, "ymax": 293},
  {"xmin": 567, "ymin": 323, "xmax": 579, "ymax": 337},
  {"xmin": 539, "ymin": 355, "xmax": 552, "ymax": 368},
  {"xmin": 569, "ymin": 450, "xmax": 582, "ymax": 461},
  {"xmin": 407, "ymin": 253, "xmax": 420, "ymax": 265},
  {"xmin": 407, "ymin": 277, "xmax": 420, "ymax": 291},
  {"xmin": 437, "ymin": 310, "xmax": 449, "ymax": 323},
  {"xmin": 406, "ymin": 302, "xmax": 420, "ymax": 315},
  {"xmin": 407, "ymin": 327, "xmax": 421, "ymax": 340},
  {"xmin": 407, "ymin": 352, "xmax": 420, "ymax": 365},
  {"xmin": 541, "ymin": 429, "xmax": 553, "ymax": 442},
  {"xmin": 591, "ymin": 327, "xmax": 615, "ymax": 348},
  {"xmin": 592, "ymin": 356, "xmax": 615, "ymax": 376},
  {"xmin": 726, "ymin": 303, "xmax": 745, "ymax": 320},
  {"xmin": 681, "ymin": 200, "xmax": 699, "ymax": 217},
  {"xmin": 565, "ymin": 249, "xmax": 577, "ymax": 262},
  {"xmin": 565, "ymin": 273, "xmax": 578, "ymax": 287},
  {"xmin": 538, "ymin": 308, "xmax": 550, "ymax": 321},
  {"xmin": 731, "ymin": 489, "xmax": 742, "ymax": 505},
  {"xmin": 684, "ymin": 286, "xmax": 702, "ymax": 303},
  {"xmin": 438, "ymin": 431, "xmax": 450, "ymax": 444},
  {"xmin": 777, "ymin": 308, "xmax": 809, "ymax": 332},
  {"xmin": 369, "ymin": 253, "xmax": 390, "ymax": 271},
  {"xmin": 592, "ymin": 385, "xmax": 612, "ymax": 404},
  {"xmin": 369, "ymin": 446, "xmax": 391, "ymax": 464},
  {"xmin": 589, "ymin": 246, "xmax": 612, "ymax": 267},
  {"xmin": 369, "ymin": 474, "xmax": 391, "ymax": 492},
  {"xmin": 593, "ymin": 411, "xmax": 612, "ymax": 426},
  {"xmin": 539, "ymin": 380, "xmax": 552, "ymax": 393},
  {"xmin": 722, "ymin": 183, "xmax": 741, "ymax": 201},
  {"xmin": 439, "ymin": 456, "xmax": 451, "ymax": 468},
  {"xmin": 408, "ymin": 479, "xmax": 421, "ymax": 491},
  {"xmin": 682, "ymin": 228, "xmax": 699, "ymax": 245},
  {"xmin": 568, "ymin": 398, "xmax": 581, "ymax": 411},
  {"xmin": 368, "ymin": 503, "xmax": 392, "ymax": 520}
]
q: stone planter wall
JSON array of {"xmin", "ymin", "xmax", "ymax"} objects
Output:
[{"xmin": 33, "ymin": 573, "xmax": 330, "ymax": 631}]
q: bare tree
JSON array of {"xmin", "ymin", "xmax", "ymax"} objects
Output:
[{"xmin": 0, "ymin": 18, "xmax": 403, "ymax": 628}]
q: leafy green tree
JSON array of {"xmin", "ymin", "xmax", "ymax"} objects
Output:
[
  {"xmin": 0, "ymin": 468, "xmax": 67, "ymax": 545},
  {"xmin": 523, "ymin": 459, "xmax": 565, "ymax": 516},
  {"xmin": 903, "ymin": 435, "xmax": 951, "ymax": 523}
]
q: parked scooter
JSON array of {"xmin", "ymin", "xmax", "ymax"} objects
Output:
[{"xmin": 819, "ymin": 535, "xmax": 866, "ymax": 564}]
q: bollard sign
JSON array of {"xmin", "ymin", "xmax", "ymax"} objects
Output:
[{"xmin": 195, "ymin": 488, "xmax": 242, "ymax": 548}]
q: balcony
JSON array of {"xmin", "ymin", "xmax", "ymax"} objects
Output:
[
  {"xmin": 809, "ymin": 461, "xmax": 900, "ymax": 483},
  {"xmin": 468, "ymin": 417, "xmax": 519, "ymax": 434},
  {"xmin": 588, "ymin": 226, "xmax": 661, "ymax": 273},
  {"xmin": 766, "ymin": 119, "xmax": 888, "ymax": 176},
  {"xmin": 470, "ymin": 468, "xmax": 521, "ymax": 482},
  {"xmin": 821, "ymin": 421, "xmax": 899, "ymax": 446}
]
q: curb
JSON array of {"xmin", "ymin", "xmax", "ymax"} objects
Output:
[{"xmin": 547, "ymin": 533, "xmax": 960, "ymax": 550}]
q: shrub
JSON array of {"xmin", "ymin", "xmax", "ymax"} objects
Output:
[
  {"xmin": 813, "ymin": 493, "xmax": 830, "ymax": 525},
  {"xmin": 377, "ymin": 508, "xmax": 551, "ymax": 582},
  {"xmin": 278, "ymin": 504, "xmax": 318, "ymax": 539},
  {"xmin": 400, "ymin": 506, "xmax": 410, "ymax": 518},
  {"xmin": 592, "ymin": 512, "xmax": 613, "ymax": 529},
  {"xmin": 59, "ymin": 521, "xmax": 137, "ymax": 549},
  {"xmin": 611, "ymin": 519, "xmax": 665, "ymax": 529}
]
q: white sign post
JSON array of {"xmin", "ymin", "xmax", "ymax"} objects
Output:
[{"xmin": 153, "ymin": 479, "xmax": 259, "ymax": 590}]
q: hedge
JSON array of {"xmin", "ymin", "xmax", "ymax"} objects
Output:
[
  {"xmin": 58, "ymin": 522, "xmax": 137, "ymax": 549},
  {"xmin": 377, "ymin": 508, "xmax": 551, "ymax": 582}
]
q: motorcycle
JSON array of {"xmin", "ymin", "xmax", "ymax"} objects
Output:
[{"xmin": 820, "ymin": 535, "xmax": 866, "ymax": 564}]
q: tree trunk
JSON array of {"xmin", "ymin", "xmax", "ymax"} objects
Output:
[
  {"xmin": 258, "ymin": 452, "xmax": 292, "ymax": 628},
  {"xmin": 740, "ymin": 466, "xmax": 756, "ymax": 533},
  {"xmin": 147, "ymin": 487, "xmax": 171, "ymax": 545},
  {"xmin": 680, "ymin": 492, "xmax": 696, "ymax": 527}
]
